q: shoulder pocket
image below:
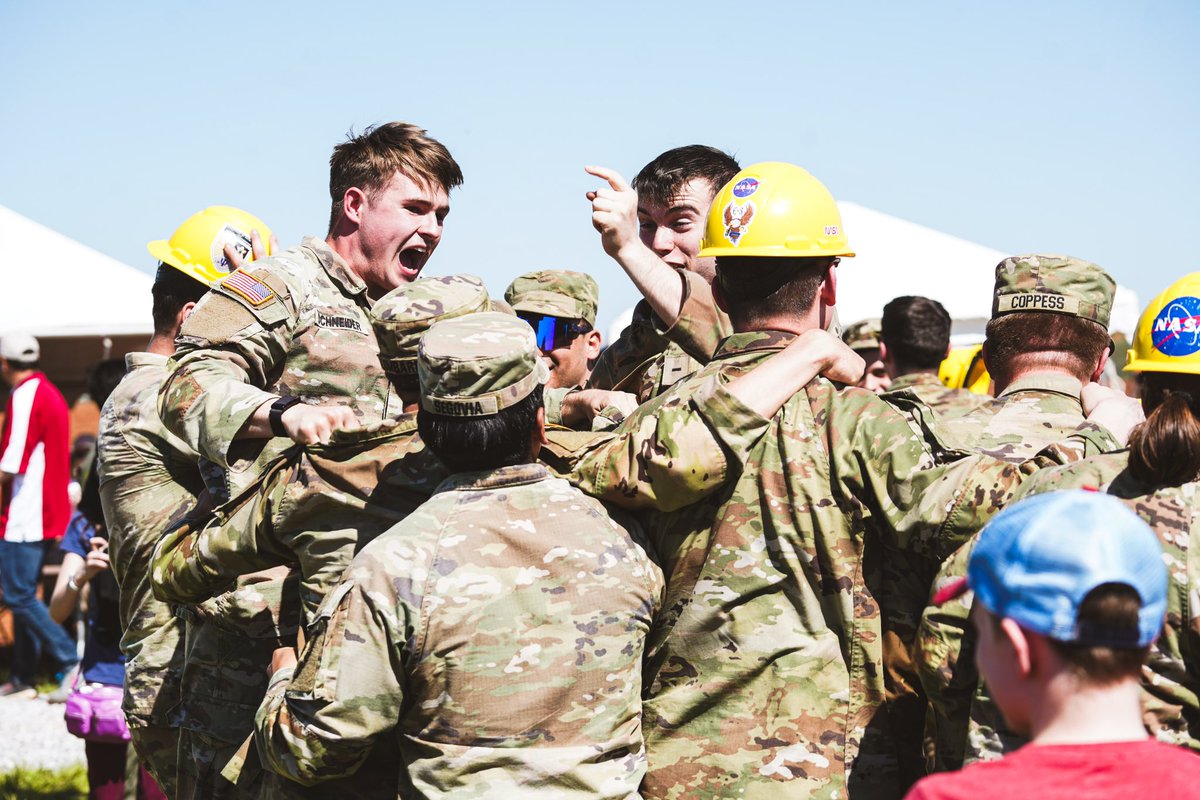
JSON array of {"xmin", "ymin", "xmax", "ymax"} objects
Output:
[{"xmin": 212, "ymin": 268, "xmax": 291, "ymax": 326}]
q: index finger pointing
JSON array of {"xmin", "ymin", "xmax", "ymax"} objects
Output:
[{"xmin": 584, "ymin": 165, "xmax": 631, "ymax": 193}]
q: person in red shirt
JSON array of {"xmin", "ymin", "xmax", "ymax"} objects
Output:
[
  {"xmin": 906, "ymin": 490, "xmax": 1200, "ymax": 800},
  {"xmin": 0, "ymin": 332, "xmax": 77, "ymax": 699}
]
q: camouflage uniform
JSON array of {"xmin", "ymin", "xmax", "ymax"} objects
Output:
[
  {"xmin": 915, "ymin": 254, "xmax": 1121, "ymax": 771},
  {"xmin": 159, "ymin": 236, "xmax": 399, "ymax": 497},
  {"xmin": 1016, "ymin": 454, "xmax": 1200, "ymax": 752},
  {"xmin": 152, "ymin": 275, "xmax": 494, "ymax": 625},
  {"xmin": 96, "ymin": 352, "xmax": 205, "ymax": 795},
  {"xmin": 153, "ymin": 276, "xmax": 498, "ymax": 798},
  {"xmin": 255, "ymin": 313, "xmax": 665, "ymax": 797},
  {"xmin": 592, "ymin": 328, "xmax": 1114, "ymax": 799},
  {"xmin": 585, "ymin": 269, "xmax": 731, "ymax": 403},
  {"xmin": 883, "ymin": 372, "xmax": 986, "ymax": 423},
  {"xmin": 156, "ymin": 237, "xmax": 398, "ymax": 797}
]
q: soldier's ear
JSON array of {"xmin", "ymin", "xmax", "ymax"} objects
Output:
[
  {"xmin": 712, "ymin": 279, "xmax": 728, "ymax": 314},
  {"xmin": 341, "ymin": 187, "xmax": 369, "ymax": 227},
  {"xmin": 820, "ymin": 262, "xmax": 838, "ymax": 309}
]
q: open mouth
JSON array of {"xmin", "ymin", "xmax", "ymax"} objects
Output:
[{"xmin": 398, "ymin": 246, "xmax": 428, "ymax": 278}]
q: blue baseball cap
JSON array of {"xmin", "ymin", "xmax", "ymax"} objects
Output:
[{"xmin": 956, "ymin": 491, "xmax": 1168, "ymax": 648}]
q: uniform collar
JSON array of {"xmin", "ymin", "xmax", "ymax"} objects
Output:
[
  {"xmin": 998, "ymin": 371, "xmax": 1084, "ymax": 400},
  {"xmin": 125, "ymin": 352, "xmax": 168, "ymax": 370},
  {"xmin": 712, "ymin": 330, "xmax": 798, "ymax": 360},
  {"xmin": 887, "ymin": 372, "xmax": 944, "ymax": 392},
  {"xmin": 435, "ymin": 463, "xmax": 549, "ymax": 494},
  {"xmin": 302, "ymin": 237, "xmax": 370, "ymax": 301}
]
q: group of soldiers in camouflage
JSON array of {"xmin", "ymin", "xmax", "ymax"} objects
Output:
[{"xmin": 87, "ymin": 119, "xmax": 1197, "ymax": 799}]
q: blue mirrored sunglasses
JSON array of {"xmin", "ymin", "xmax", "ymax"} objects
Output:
[{"xmin": 516, "ymin": 312, "xmax": 590, "ymax": 351}]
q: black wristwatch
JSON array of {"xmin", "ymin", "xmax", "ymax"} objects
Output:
[{"xmin": 269, "ymin": 396, "xmax": 303, "ymax": 437}]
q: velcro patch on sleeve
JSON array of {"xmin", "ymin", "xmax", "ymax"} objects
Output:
[
  {"xmin": 213, "ymin": 269, "xmax": 290, "ymax": 327},
  {"xmin": 222, "ymin": 270, "xmax": 275, "ymax": 306}
]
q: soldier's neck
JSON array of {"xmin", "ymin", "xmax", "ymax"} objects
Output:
[{"xmin": 145, "ymin": 332, "xmax": 177, "ymax": 358}]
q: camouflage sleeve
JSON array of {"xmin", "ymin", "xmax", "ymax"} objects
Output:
[
  {"xmin": 151, "ymin": 473, "xmax": 296, "ymax": 607},
  {"xmin": 586, "ymin": 306, "xmax": 664, "ymax": 394},
  {"xmin": 570, "ymin": 376, "xmax": 768, "ymax": 512},
  {"xmin": 915, "ymin": 541, "xmax": 977, "ymax": 772},
  {"xmin": 159, "ymin": 265, "xmax": 300, "ymax": 468},
  {"xmin": 658, "ymin": 270, "xmax": 732, "ymax": 364},
  {"xmin": 255, "ymin": 577, "xmax": 406, "ymax": 786},
  {"xmin": 543, "ymin": 386, "xmax": 574, "ymax": 426}
]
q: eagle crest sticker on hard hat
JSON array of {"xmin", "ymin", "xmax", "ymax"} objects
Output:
[
  {"xmin": 211, "ymin": 225, "xmax": 253, "ymax": 276},
  {"xmin": 723, "ymin": 201, "xmax": 755, "ymax": 246},
  {"xmin": 1151, "ymin": 296, "xmax": 1200, "ymax": 357},
  {"xmin": 732, "ymin": 177, "xmax": 760, "ymax": 199}
]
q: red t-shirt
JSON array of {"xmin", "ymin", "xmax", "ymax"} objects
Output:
[
  {"xmin": 0, "ymin": 371, "xmax": 70, "ymax": 541},
  {"xmin": 906, "ymin": 739, "xmax": 1200, "ymax": 800}
]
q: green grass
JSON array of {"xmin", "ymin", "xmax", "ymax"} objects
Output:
[{"xmin": 0, "ymin": 765, "xmax": 86, "ymax": 799}]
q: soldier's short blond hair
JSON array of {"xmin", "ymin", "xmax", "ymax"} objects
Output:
[{"xmin": 328, "ymin": 122, "xmax": 463, "ymax": 232}]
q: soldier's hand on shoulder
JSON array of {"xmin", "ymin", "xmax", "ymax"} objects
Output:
[
  {"xmin": 282, "ymin": 403, "xmax": 359, "ymax": 445},
  {"xmin": 1081, "ymin": 382, "xmax": 1144, "ymax": 445},
  {"xmin": 794, "ymin": 329, "xmax": 866, "ymax": 385},
  {"xmin": 562, "ymin": 388, "xmax": 638, "ymax": 428}
]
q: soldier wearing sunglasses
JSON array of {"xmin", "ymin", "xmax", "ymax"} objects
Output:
[{"xmin": 505, "ymin": 270, "xmax": 603, "ymax": 391}]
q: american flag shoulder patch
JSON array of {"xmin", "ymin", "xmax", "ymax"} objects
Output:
[{"xmin": 222, "ymin": 270, "xmax": 275, "ymax": 307}]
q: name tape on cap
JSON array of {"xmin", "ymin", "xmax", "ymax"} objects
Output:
[{"xmin": 996, "ymin": 292, "xmax": 1080, "ymax": 314}]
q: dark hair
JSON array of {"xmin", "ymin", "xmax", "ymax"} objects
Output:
[
  {"xmin": 632, "ymin": 145, "xmax": 740, "ymax": 209},
  {"xmin": 328, "ymin": 122, "xmax": 463, "ymax": 232},
  {"xmin": 88, "ymin": 358, "xmax": 127, "ymax": 409},
  {"xmin": 881, "ymin": 295, "xmax": 952, "ymax": 372},
  {"xmin": 418, "ymin": 385, "xmax": 543, "ymax": 473},
  {"xmin": 1047, "ymin": 583, "xmax": 1149, "ymax": 684},
  {"xmin": 715, "ymin": 256, "xmax": 832, "ymax": 329},
  {"xmin": 984, "ymin": 312, "xmax": 1111, "ymax": 384},
  {"xmin": 1127, "ymin": 372, "xmax": 1200, "ymax": 487},
  {"xmin": 151, "ymin": 264, "xmax": 209, "ymax": 335},
  {"xmin": 5, "ymin": 359, "xmax": 38, "ymax": 371}
]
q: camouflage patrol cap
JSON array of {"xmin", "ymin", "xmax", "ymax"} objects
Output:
[
  {"xmin": 992, "ymin": 254, "xmax": 1115, "ymax": 328},
  {"xmin": 419, "ymin": 312, "xmax": 550, "ymax": 417},
  {"xmin": 841, "ymin": 318, "xmax": 882, "ymax": 352},
  {"xmin": 370, "ymin": 275, "xmax": 493, "ymax": 386},
  {"xmin": 504, "ymin": 270, "xmax": 599, "ymax": 326}
]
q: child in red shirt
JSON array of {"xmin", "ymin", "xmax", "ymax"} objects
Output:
[{"xmin": 906, "ymin": 491, "xmax": 1200, "ymax": 800}]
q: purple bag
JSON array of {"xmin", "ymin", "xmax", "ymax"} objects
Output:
[{"xmin": 64, "ymin": 679, "xmax": 130, "ymax": 743}]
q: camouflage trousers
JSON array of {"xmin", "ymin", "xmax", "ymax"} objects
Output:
[
  {"xmin": 127, "ymin": 718, "xmax": 179, "ymax": 799},
  {"xmin": 176, "ymin": 728, "xmax": 264, "ymax": 800}
]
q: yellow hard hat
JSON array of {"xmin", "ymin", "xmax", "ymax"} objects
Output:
[
  {"xmin": 1126, "ymin": 272, "xmax": 1200, "ymax": 375},
  {"xmin": 939, "ymin": 343, "xmax": 992, "ymax": 395},
  {"xmin": 698, "ymin": 162, "xmax": 855, "ymax": 259},
  {"xmin": 147, "ymin": 206, "xmax": 273, "ymax": 287}
]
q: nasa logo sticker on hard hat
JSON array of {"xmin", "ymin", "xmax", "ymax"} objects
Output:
[
  {"xmin": 732, "ymin": 177, "xmax": 760, "ymax": 198},
  {"xmin": 722, "ymin": 201, "xmax": 755, "ymax": 246},
  {"xmin": 1150, "ymin": 295, "xmax": 1200, "ymax": 357},
  {"xmin": 210, "ymin": 224, "xmax": 254, "ymax": 277}
]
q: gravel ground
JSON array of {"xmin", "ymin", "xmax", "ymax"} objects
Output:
[{"xmin": 0, "ymin": 696, "xmax": 86, "ymax": 772}]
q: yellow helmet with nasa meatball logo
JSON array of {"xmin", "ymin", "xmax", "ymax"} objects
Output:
[
  {"xmin": 1126, "ymin": 272, "xmax": 1200, "ymax": 375},
  {"xmin": 698, "ymin": 162, "xmax": 855, "ymax": 260},
  {"xmin": 147, "ymin": 206, "xmax": 273, "ymax": 287}
]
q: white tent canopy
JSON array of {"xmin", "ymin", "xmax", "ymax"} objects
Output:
[
  {"xmin": 0, "ymin": 205, "xmax": 153, "ymax": 338},
  {"xmin": 834, "ymin": 202, "xmax": 1140, "ymax": 338}
]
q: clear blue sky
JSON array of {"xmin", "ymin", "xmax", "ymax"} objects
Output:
[{"xmin": 2, "ymin": 1, "xmax": 1196, "ymax": 335}]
